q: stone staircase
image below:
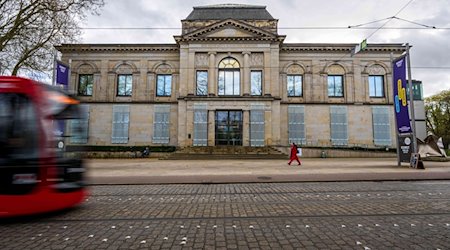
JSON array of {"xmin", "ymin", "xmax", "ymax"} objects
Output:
[{"xmin": 163, "ymin": 146, "xmax": 288, "ymax": 160}]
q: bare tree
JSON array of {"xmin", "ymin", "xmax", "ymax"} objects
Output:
[{"xmin": 0, "ymin": 0, "xmax": 104, "ymax": 76}]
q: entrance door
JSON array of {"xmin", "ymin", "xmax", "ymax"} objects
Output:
[{"xmin": 215, "ymin": 111, "xmax": 243, "ymax": 146}]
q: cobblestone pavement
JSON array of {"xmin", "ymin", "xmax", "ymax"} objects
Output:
[{"xmin": 1, "ymin": 181, "xmax": 450, "ymax": 249}]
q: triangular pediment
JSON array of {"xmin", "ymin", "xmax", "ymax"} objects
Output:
[
  {"xmin": 206, "ymin": 26, "xmax": 254, "ymax": 38},
  {"xmin": 178, "ymin": 19, "xmax": 280, "ymax": 41}
]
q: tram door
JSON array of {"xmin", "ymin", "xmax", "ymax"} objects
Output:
[{"xmin": 215, "ymin": 111, "xmax": 242, "ymax": 146}]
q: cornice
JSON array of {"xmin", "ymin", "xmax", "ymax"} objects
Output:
[
  {"xmin": 281, "ymin": 43, "xmax": 406, "ymax": 52},
  {"xmin": 55, "ymin": 44, "xmax": 179, "ymax": 53},
  {"xmin": 174, "ymin": 36, "xmax": 285, "ymax": 42}
]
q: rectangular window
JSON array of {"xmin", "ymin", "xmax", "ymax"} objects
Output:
[
  {"xmin": 218, "ymin": 71, "xmax": 240, "ymax": 95},
  {"xmin": 328, "ymin": 75, "xmax": 344, "ymax": 97},
  {"xmin": 70, "ymin": 105, "xmax": 90, "ymax": 144},
  {"xmin": 288, "ymin": 105, "xmax": 306, "ymax": 144},
  {"xmin": 250, "ymin": 104, "xmax": 265, "ymax": 146},
  {"xmin": 111, "ymin": 105, "xmax": 129, "ymax": 144},
  {"xmin": 153, "ymin": 105, "xmax": 170, "ymax": 143},
  {"xmin": 117, "ymin": 74, "xmax": 132, "ymax": 96},
  {"xmin": 78, "ymin": 74, "xmax": 94, "ymax": 96},
  {"xmin": 251, "ymin": 71, "xmax": 262, "ymax": 96},
  {"xmin": 196, "ymin": 71, "xmax": 208, "ymax": 96},
  {"xmin": 369, "ymin": 75, "xmax": 384, "ymax": 97},
  {"xmin": 193, "ymin": 103, "xmax": 208, "ymax": 146},
  {"xmin": 330, "ymin": 106, "xmax": 348, "ymax": 145},
  {"xmin": 156, "ymin": 74, "xmax": 172, "ymax": 97},
  {"xmin": 372, "ymin": 106, "xmax": 391, "ymax": 145},
  {"xmin": 287, "ymin": 75, "xmax": 302, "ymax": 97}
]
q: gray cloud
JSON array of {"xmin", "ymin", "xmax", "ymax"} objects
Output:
[{"xmin": 80, "ymin": 0, "xmax": 450, "ymax": 96}]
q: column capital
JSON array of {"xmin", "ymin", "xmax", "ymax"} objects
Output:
[
  {"xmin": 242, "ymin": 51, "xmax": 251, "ymax": 56},
  {"xmin": 208, "ymin": 51, "xmax": 217, "ymax": 55}
]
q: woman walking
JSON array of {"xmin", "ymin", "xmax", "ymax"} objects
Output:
[{"xmin": 288, "ymin": 142, "xmax": 301, "ymax": 165}]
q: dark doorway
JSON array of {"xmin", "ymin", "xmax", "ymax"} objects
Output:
[{"xmin": 215, "ymin": 111, "xmax": 243, "ymax": 146}]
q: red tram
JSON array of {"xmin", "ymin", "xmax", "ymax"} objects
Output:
[{"xmin": 0, "ymin": 76, "xmax": 87, "ymax": 217}]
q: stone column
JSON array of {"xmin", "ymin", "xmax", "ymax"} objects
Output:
[
  {"xmin": 208, "ymin": 109, "xmax": 215, "ymax": 146},
  {"xmin": 131, "ymin": 72, "xmax": 140, "ymax": 102},
  {"xmin": 97, "ymin": 60, "xmax": 108, "ymax": 101},
  {"xmin": 147, "ymin": 72, "xmax": 155, "ymax": 102},
  {"xmin": 107, "ymin": 72, "xmax": 116, "ymax": 102},
  {"xmin": 386, "ymin": 73, "xmax": 393, "ymax": 104},
  {"xmin": 187, "ymin": 52, "xmax": 195, "ymax": 95},
  {"xmin": 179, "ymin": 45, "xmax": 189, "ymax": 97},
  {"xmin": 280, "ymin": 73, "xmax": 287, "ymax": 101},
  {"xmin": 208, "ymin": 52, "xmax": 216, "ymax": 96},
  {"xmin": 242, "ymin": 52, "xmax": 250, "ymax": 96},
  {"xmin": 345, "ymin": 73, "xmax": 354, "ymax": 103},
  {"xmin": 271, "ymin": 101, "xmax": 280, "ymax": 146},
  {"xmin": 138, "ymin": 59, "xmax": 147, "ymax": 101},
  {"xmin": 243, "ymin": 110, "xmax": 250, "ymax": 146},
  {"xmin": 172, "ymin": 73, "xmax": 179, "ymax": 101},
  {"xmin": 177, "ymin": 100, "xmax": 187, "ymax": 147},
  {"xmin": 304, "ymin": 72, "xmax": 313, "ymax": 102},
  {"xmin": 265, "ymin": 110, "xmax": 272, "ymax": 145}
]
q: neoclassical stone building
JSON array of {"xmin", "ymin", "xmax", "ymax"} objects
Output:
[{"xmin": 57, "ymin": 4, "xmax": 404, "ymax": 149}]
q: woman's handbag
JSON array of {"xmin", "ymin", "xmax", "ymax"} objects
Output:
[{"xmin": 297, "ymin": 147, "xmax": 302, "ymax": 157}]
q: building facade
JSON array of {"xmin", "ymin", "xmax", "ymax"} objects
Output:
[{"xmin": 57, "ymin": 4, "xmax": 406, "ymax": 149}]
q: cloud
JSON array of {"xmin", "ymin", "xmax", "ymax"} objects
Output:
[{"xmin": 80, "ymin": 0, "xmax": 450, "ymax": 96}]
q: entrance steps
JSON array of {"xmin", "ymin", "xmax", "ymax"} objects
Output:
[{"xmin": 163, "ymin": 146, "xmax": 288, "ymax": 160}]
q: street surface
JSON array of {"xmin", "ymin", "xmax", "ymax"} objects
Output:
[{"xmin": 1, "ymin": 181, "xmax": 450, "ymax": 249}]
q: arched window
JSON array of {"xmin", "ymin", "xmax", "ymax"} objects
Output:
[{"xmin": 218, "ymin": 58, "xmax": 240, "ymax": 95}]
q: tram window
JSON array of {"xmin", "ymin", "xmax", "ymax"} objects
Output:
[{"xmin": 0, "ymin": 94, "xmax": 39, "ymax": 160}]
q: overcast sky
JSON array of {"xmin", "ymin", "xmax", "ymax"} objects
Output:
[{"xmin": 80, "ymin": 0, "xmax": 450, "ymax": 97}]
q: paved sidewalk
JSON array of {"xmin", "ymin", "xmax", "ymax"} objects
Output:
[{"xmin": 85, "ymin": 157, "xmax": 450, "ymax": 184}]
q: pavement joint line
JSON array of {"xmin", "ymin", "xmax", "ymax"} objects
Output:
[
  {"xmin": 88, "ymin": 188, "xmax": 450, "ymax": 196},
  {"xmin": 86, "ymin": 199, "xmax": 450, "ymax": 205},
  {"xmin": 29, "ymin": 212, "xmax": 450, "ymax": 223}
]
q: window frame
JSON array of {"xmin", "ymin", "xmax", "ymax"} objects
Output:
[
  {"xmin": 330, "ymin": 106, "xmax": 348, "ymax": 146},
  {"xmin": 117, "ymin": 74, "xmax": 133, "ymax": 97},
  {"xmin": 288, "ymin": 105, "xmax": 306, "ymax": 144},
  {"xmin": 196, "ymin": 71, "xmax": 208, "ymax": 96},
  {"xmin": 78, "ymin": 74, "xmax": 94, "ymax": 96},
  {"xmin": 328, "ymin": 75, "xmax": 344, "ymax": 97},
  {"xmin": 111, "ymin": 105, "xmax": 130, "ymax": 144},
  {"xmin": 250, "ymin": 70, "xmax": 263, "ymax": 96},
  {"xmin": 372, "ymin": 106, "xmax": 391, "ymax": 146},
  {"xmin": 369, "ymin": 75, "xmax": 385, "ymax": 98},
  {"xmin": 156, "ymin": 74, "xmax": 172, "ymax": 97},
  {"xmin": 218, "ymin": 57, "xmax": 240, "ymax": 96},
  {"xmin": 287, "ymin": 74, "xmax": 303, "ymax": 97},
  {"xmin": 152, "ymin": 105, "xmax": 170, "ymax": 144}
]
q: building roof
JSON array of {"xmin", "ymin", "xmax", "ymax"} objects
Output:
[{"xmin": 185, "ymin": 4, "xmax": 275, "ymax": 20}]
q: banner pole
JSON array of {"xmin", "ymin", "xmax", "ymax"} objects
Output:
[
  {"xmin": 391, "ymin": 52, "xmax": 401, "ymax": 167},
  {"xmin": 52, "ymin": 49, "xmax": 57, "ymax": 86},
  {"xmin": 406, "ymin": 43, "xmax": 417, "ymax": 155}
]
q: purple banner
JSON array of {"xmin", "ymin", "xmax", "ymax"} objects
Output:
[
  {"xmin": 392, "ymin": 56, "xmax": 412, "ymax": 134},
  {"xmin": 56, "ymin": 61, "xmax": 69, "ymax": 86}
]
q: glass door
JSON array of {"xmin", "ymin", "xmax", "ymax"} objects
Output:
[{"xmin": 215, "ymin": 111, "xmax": 242, "ymax": 146}]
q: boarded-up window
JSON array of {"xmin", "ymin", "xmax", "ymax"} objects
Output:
[
  {"xmin": 250, "ymin": 104, "xmax": 265, "ymax": 146},
  {"xmin": 193, "ymin": 103, "xmax": 208, "ymax": 146},
  {"xmin": 153, "ymin": 105, "xmax": 170, "ymax": 144},
  {"xmin": 112, "ymin": 105, "xmax": 129, "ymax": 144},
  {"xmin": 372, "ymin": 106, "xmax": 391, "ymax": 145},
  {"xmin": 330, "ymin": 106, "xmax": 348, "ymax": 145},
  {"xmin": 288, "ymin": 105, "xmax": 305, "ymax": 144}
]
